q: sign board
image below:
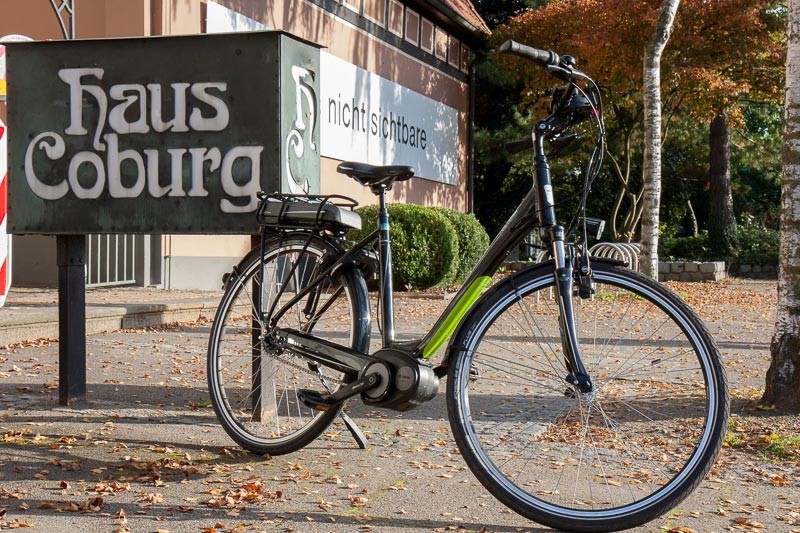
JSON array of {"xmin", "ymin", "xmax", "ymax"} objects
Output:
[
  {"xmin": 6, "ymin": 32, "xmax": 320, "ymax": 234},
  {"xmin": 320, "ymin": 52, "xmax": 458, "ymax": 184}
]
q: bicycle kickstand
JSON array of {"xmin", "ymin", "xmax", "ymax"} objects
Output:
[{"xmin": 339, "ymin": 411, "xmax": 368, "ymax": 449}]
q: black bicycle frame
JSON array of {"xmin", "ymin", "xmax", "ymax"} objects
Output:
[{"xmin": 264, "ymin": 113, "xmax": 591, "ymax": 391}]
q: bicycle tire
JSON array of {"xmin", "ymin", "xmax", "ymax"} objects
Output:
[
  {"xmin": 447, "ymin": 260, "xmax": 728, "ymax": 532},
  {"xmin": 208, "ymin": 234, "xmax": 370, "ymax": 455}
]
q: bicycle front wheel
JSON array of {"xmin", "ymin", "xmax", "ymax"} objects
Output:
[
  {"xmin": 447, "ymin": 261, "xmax": 728, "ymax": 532},
  {"xmin": 208, "ymin": 234, "xmax": 370, "ymax": 455}
]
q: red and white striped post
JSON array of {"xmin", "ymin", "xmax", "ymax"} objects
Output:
[
  {"xmin": 0, "ymin": 117, "xmax": 8, "ymax": 308},
  {"xmin": 0, "ymin": 42, "xmax": 10, "ymax": 307}
]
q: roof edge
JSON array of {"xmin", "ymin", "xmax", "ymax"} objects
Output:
[{"xmin": 425, "ymin": 0, "xmax": 491, "ymax": 40}]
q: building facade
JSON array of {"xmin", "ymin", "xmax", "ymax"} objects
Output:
[{"xmin": 0, "ymin": 0, "xmax": 488, "ymax": 289}]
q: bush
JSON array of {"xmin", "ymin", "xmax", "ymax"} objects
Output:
[
  {"xmin": 734, "ymin": 217, "xmax": 779, "ymax": 266},
  {"xmin": 659, "ymin": 232, "xmax": 712, "ymax": 261},
  {"xmin": 432, "ymin": 207, "xmax": 490, "ymax": 284},
  {"xmin": 659, "ymin": 217, "xmax": 779, "ymax": 267},
  {"xmin": 350, "ymin": 204, "xmax": 459, "ymax": 290}
]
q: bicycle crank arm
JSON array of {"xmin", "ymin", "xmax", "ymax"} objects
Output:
[
  {"xmin": 298, "ymin": 372, "xmax": 382, "ymax": 411},
  {"xmin": 281, "ymin": 328, "xmax": 375, "ymax": 375}
]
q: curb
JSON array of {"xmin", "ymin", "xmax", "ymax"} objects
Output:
[{"xmin": 0, "ymin": 298, "xmax": 220, "ymax": 346}]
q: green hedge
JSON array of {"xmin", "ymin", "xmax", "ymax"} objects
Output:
[
  {"xmin": 660, "ymin": 231, "xmax": 713, "ymax": 261},
  {"xmin": 735, "ymin": 219, "xmax": 779, "ymax": 266},
  {"xmin": 351, "ymin": 204, "xmax": 459, "ymax": 290},
  {"xmin": 432, "ymin": 207, "xmax": 490, "ymax": 284},
  {"xmin": 659, "ymin": 219, "xmax": 779, "ymax": 267}
]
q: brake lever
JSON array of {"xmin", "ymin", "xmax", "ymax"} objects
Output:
[{"xmin": 546, "ymin": 64, "xmax": 591, "ymax": 83}]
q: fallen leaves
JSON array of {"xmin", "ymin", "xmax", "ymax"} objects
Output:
[
  {"xmin": 206, "ymin": 481, "xmax": 285, "ymax": 509},
  {"xmin": 348, "ymin": 494, "xmax": 369, "ymax": 507},
  {"xmin": 733, "ymin": 516, "xmax": 766, "ymax": 529},
  {"xmin": 136, "ymin": 492, "xmax": 164, "ymax": 505},
  {"xmin": 36, "ymin": 496, "xmax": 104, "ymax": 513}
]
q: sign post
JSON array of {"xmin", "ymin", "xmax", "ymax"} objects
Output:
[
  {"xmin": 5, "ymin": 32, "xmax": 321, "ymax": 404},
  {"xmin": 57, "ymin": 235, "xmax": 86, "ymax": 404}
]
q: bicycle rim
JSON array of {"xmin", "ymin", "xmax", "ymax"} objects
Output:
[
  {"xmin": 208, "ymin": 238, "xmax": 368, "ymax": 454},
  {"xmin": 448, "ymin": 262, "xmax": 727, "ymax": 531}
]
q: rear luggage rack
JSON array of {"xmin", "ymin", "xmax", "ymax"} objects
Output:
[{"xmin": 256, "ymin": 192, "xmax": 362, "ymax": 231}]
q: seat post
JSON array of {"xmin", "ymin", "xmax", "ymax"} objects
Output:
[{"xmin": 376, "ymin": 185, "xmax": 395, "ymax": 347}]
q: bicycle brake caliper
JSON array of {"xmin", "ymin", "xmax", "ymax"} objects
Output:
[{"xmin": 577, "ymin": 252, "xmax": 594, "ymax": 299}]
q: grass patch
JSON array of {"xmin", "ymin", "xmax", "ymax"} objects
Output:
[{"xmin": 761, "ymin": 432, "xmax": 800, "ymax": 460}]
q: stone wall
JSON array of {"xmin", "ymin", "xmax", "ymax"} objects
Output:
[
  {"xmin": 731, "ymin": 264, "xmax": 778, "ymax": 279},
  {"xmin": 659, "ymin": 261, "xmax": 726, "ymax": 282}
]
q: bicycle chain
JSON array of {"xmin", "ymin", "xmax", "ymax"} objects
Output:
[{"xmin": 260, "ymin": 343, "xmax": 346, "ymax": 386}]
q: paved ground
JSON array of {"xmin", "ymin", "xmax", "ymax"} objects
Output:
[{"xmin": 0, "ymin": 279, "xmax": 798, "ymax": 532}]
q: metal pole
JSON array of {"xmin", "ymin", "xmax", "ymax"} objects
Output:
[{"xmin": 57, "ymin": 235, "xmax": 86, "ymax": 405}]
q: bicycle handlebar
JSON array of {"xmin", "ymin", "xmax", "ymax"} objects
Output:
[{"xmin": 499, "ymin": 40, "xmax": 560, "ymax": 67}]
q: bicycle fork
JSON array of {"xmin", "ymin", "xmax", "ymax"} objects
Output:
[
  {"xmin": 551, "ymin": 231, "xmax": 594, "ymax": 394},
  {"xmin": 534, "ymin": 118, "xmax": 594, "ymax": 394}
]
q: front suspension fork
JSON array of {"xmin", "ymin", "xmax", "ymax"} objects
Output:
[{"xmin": 551, "ymin": 226, "xmax": 593, "ymax": 393}]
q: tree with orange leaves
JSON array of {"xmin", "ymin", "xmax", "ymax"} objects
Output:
[{"xmin": 496, "ymin": 0, "xmax": 784, "ymax": 243}]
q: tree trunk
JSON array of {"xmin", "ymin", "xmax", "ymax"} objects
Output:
[
  {"xmin": 708, "ymin": 113, "xmax": 738, "ymax": 256},
  {"xmin": 763, "ymin": 0, "xmax": 800, "ymax": 412},
  {"xmin": 640, "ymin": 0, "xmax": 681, "ymax": 279},
  {"xmin": 680, "ymin": 176, "xmax": 699, "ymax": 236}
]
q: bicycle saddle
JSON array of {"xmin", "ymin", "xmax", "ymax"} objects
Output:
[{"xmin": 337, "ymin": 161, "xmax": 414, "ymax": 191}]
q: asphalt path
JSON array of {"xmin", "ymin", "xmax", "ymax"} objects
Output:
[{"xmin": 0, "ymin": 279, "xmax": 798, "ymax": 532}]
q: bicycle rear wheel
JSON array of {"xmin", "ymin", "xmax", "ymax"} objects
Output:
[
  {"xmin": 447, "ymin": 261, "xmax": 728, "ymax": 532},
  {"xmin": 208, "ymin": 234, "xmax": 370, "ymax": 455}
]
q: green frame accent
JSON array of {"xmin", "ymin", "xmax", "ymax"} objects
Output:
[{"xmin": 421, "ymin": 275, "xmax": 491, "ymax": 359}]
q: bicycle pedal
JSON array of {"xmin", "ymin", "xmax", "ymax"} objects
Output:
[
  {"xmin": 298, "ymin": 389, "xmax": 336, "ymax": 412},
  {"xmin": 299, "ymin": 372, "xmax": 382, "ymax": 412}
]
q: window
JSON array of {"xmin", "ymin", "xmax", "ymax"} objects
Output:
[
  {"xmin": 420, "ymin": 17, "xmax": 434, "ymax": 53},
  {"xmin": 461, "ymin": 45, "xmax": 471, "ymax": 72},
  {"xmin": 405, "ymin": 8, "xmax": 420, "ymax": 45},
  {"xmin": 434, "ymin": 26, "xmax": 448, "ymax": 61},
  {"xmin": 448, "ymin": 36, "xmax": 460, "ymax": 67},
  {"xmin": 343, "ymin": 0, "xmax": 361, "ymax": 14},
  {"xmin": 363, "ymin": 0, "xmax": 385, "ymax": 26},
  {"xmin": 388, "ymin": 0, "xmax": 403, "ymax": 36}
]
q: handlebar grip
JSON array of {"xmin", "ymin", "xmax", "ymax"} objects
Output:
[{"xmin": 499, "ymin": 40, "xmax": 560, "ymax": 67}]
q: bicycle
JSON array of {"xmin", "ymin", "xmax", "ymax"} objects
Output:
[{"xmin": 207, "ymin": 40, "xmax": 729, "ymax": 532}]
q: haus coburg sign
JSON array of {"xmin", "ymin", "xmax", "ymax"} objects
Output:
[{"xmin": 5, "ymin": 32, "xmax": 320, "ymax": 234}]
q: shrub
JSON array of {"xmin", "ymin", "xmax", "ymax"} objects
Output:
[
  {"xmin": 350, "ymin": 204, "xmax": 459, "ymax": 290},
  {"xmin": 659, "ymin": 232, "xmax": 711, "ymax": 261},
  {"xmin": 659, "ymin": 218, "xmax": 778, "ymax": 267},
  {"xmin": 433, "ymin": 207, "xmax": 490, "ymax": 284},
  {"xmin": 734, "ymin": 217, "xmax": 779, "ymax": 266}
]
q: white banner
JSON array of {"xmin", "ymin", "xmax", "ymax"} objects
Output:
[{"xmin": 320, "ymin": 53, "xmax": 458, "ymax": 184}]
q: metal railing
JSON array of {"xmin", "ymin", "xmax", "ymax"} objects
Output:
[{"xmin": 85, "ymin": 234, "xmax": 138, "ymax": 287}]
